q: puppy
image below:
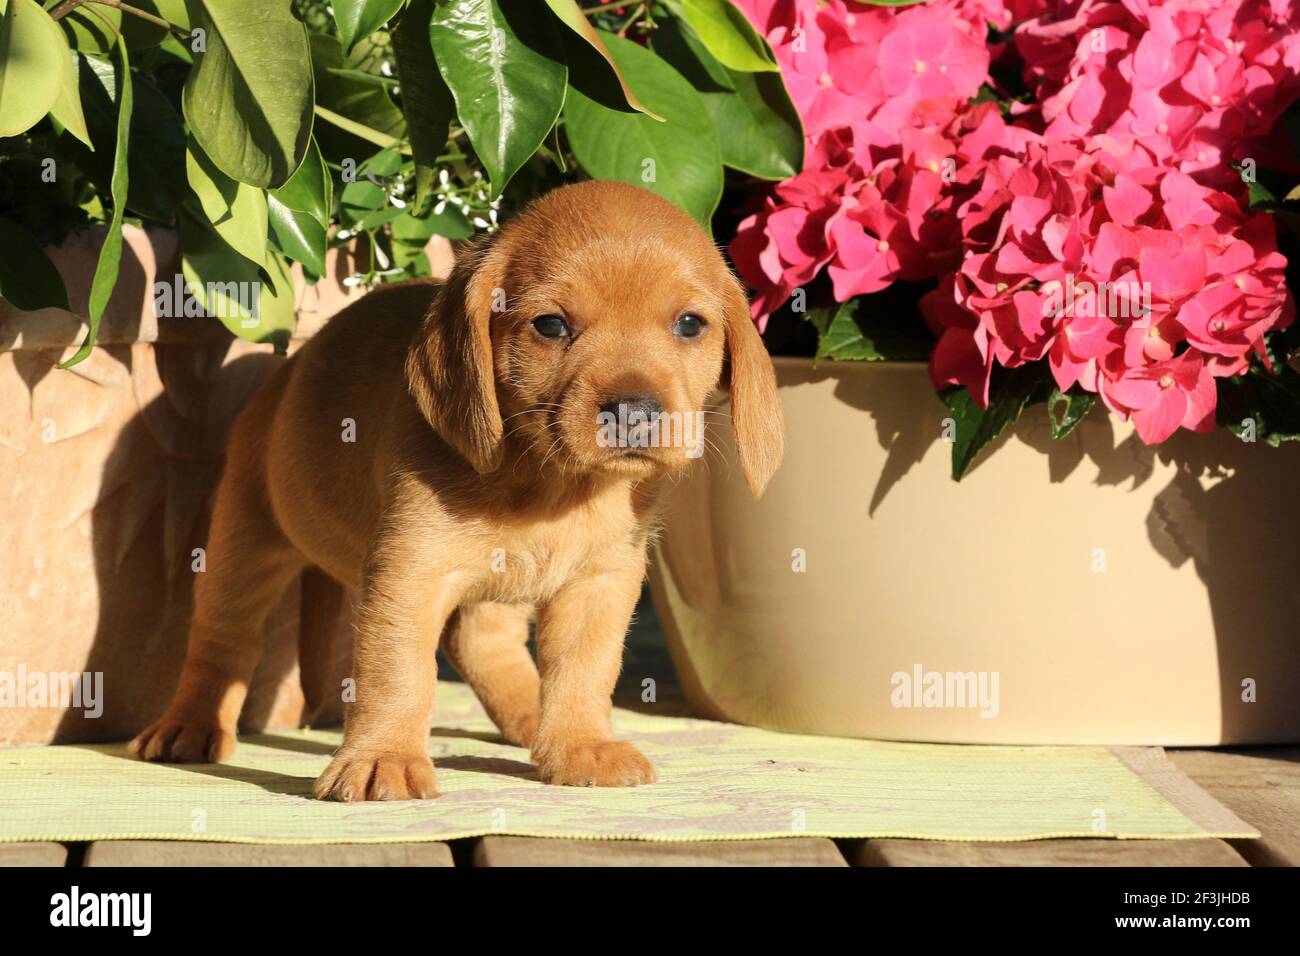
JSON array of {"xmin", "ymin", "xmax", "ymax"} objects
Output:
[{"xmin": 130, "ymin": 180, "xmax": 783, "ymax": 801}]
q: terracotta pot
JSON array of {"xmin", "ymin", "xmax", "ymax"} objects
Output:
[
  {"xmin": 0, "ymin": 225, "xmax": 453, "ymax": 746},
  {"xmin": 649, "ymin": 357, "xmax": 1300, "ymax": 746}
]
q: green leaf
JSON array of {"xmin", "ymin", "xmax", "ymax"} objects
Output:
[
  {"xmin": 182, "ymin": 0, "xmax": 314, "ymax": 188},
  {"xmin": 270, "ymin": 136, "xmax": 332, "ymax": 227},
  {"xmin": 653, "ymin": 15, "xmax": 800, "ymax": 179},
  {"xmin": 1217, "ymin": 358, "xmax": 1300, "ymax": 447},
  {"xmin": 310, "ymin": 32, "xmax": 406, "ymax": 161},
  {"xmin": 121, "ymin": 0, "xmax": 187, "ymax": 50},
  {"xmin": 186, "ymin": 136, "xmax": 269, "ymax": 267},
  {"xmin": 55, "ymin": 4, "xmax": 120, "ymax": 54},
  {"xmin": 1247, "ymin": 177, "xmax": 1277, "ymax": 210},
  {"xmin": 393, "ymin": 203, "xmax": 473, "ymax": 241},
  {"xmin": 564, "ymin": 31, "xmax": 722, "ymax": 226},
  {"xmin": 334, "ymin": 0, "xmax": 406, "ymax": 53},
  {"xmin": 392, "ymin": 0, "xmax": 454, "ymax": 212},
  {"xmin": 178, "ymin": 203, "xmax": 295, "ymax": 348},
  {"xmin": 943, "ymin": 366, "xmax": 1053, "ymax": 481},
  {"xmin": 814, "ymin": 298, "xmax": 932, "ymax": 362},
  {"xmin": 63, "ymin": 63, "xmax": 186, "ymax": 222},
  {"xmin": 338, "ymin": 147, "xmax": 406, "ymax": 228},
  {"xmin": 0, "ymin": 0, "xmax": 67, "ymax": 137},
  {"xmin": 1047, "ymin": 387, "xmax": 1096, "ymax": 440},
  {"xmin": 57, "ymin": 0, "xmax": 178, "ymax": 51},
  {"xmin": 0, "ymin": 218, "xmax": 69, "ymax": 311},
  {"xmin": 669, "ymin": 0, "xmax": 777, "ymax": 73},
  {"xmin": 314, "ymin": 104, "xmax": 404, "ymax": 151},
  {"xmin": 48, "ymin": 38, "xmax": 92, "ymax": 149},
  {"xmin": 60, "ymin": 36, "xmax": 133, "ymax": 370},
  {"xmin": 543, "ymin": 0, "xmax": 660, "ymax": 119},
  {"xmin": 268, "ymin": 194, "xmax": 327, "ymax": 275},
  {"xmin": 430, "ymin": 0, "xmax": 566, "ymax": 198}
]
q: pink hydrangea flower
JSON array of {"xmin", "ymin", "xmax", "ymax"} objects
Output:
[{"xmin": 730, "ymin": 0, "xmax": 1299, "ymax": 443}]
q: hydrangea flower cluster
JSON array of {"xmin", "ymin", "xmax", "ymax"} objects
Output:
[{"xmin": 730, "ymin": 0, "xmax": 1299, "ymax": 444}]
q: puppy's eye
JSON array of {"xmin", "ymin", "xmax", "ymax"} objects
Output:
[
  {"xmin": 532, "ymin": 315, "xmax": 570, "ymax": 339},
  {"xmin": 673, "ymin": 314, "xmax": 706, "ymax": 339}
]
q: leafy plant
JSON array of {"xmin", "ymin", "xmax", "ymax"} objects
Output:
[{"xmin": 0, "ymin": 0, "xmax": 803, "ymax": 363}]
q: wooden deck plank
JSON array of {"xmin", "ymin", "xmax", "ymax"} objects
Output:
[
  {"xmin": 83, "ymin": 841, "xmax": 454, "ymax": 867},
  {"xmin": 0, "ymin": 842, "xmax": 68, "ymax": 867},
  {"xmin": 854, "ymin": 838, "xmax": 1248, "ymax": 867},
  {"xmin": 1169, "ymin": 747, "xmax": 1300, "ymax": 867},
  {"xmin": 474, "ymin": 836, "xmax": 847, "ymax": 867}
]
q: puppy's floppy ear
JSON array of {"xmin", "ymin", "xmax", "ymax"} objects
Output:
[
  {"xmin": 720, "ymin": 274, "xmax": 784, "ymax": 497},
  {"xmin": 406, "ymin": 240, "xmax": 505, "ymax": 473}
]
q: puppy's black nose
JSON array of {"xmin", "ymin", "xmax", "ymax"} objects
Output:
[{"xmin": 600, "ymin": 395, "xmax": 662, "ymax": 419}]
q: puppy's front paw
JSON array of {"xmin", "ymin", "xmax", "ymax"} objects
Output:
[
  {"xmin": 130, "ymin": 717, "xmax": 236, "ymax": 763},
  {"xmin": 535, "ymin": 740, "xmax": 656, "ymax": 787},
  {"xmin": 313, "ymin": 749, "xmax": 439, "ymax": 802}
]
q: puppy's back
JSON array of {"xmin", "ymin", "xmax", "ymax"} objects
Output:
[{"xmin": 264, "ymin": 279, "xmax": 443, "ymax": 584}]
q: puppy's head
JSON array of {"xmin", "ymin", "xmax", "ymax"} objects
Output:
[{"xmin": 407, "ymin": 180, "xmax": 783, "ymax": 495}]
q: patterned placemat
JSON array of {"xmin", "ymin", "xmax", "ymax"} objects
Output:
[{"xmin": 0, "ymin": 682, "xmax": 1256, "ymax": 844}]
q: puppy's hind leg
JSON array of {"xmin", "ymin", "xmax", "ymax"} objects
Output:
[
  {"xmin": 442, "ymin": 603, "xmax": 539, "ymax": 747},
  {"xmin": 132, "ymin": 405, "xmax": 304, "ymax": 764}
]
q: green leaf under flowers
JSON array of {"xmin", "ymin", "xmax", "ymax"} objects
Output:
[
  {"xmin": 430, "ymin": 0, "xmax": 567, "ymax": 199},
  {"xmin": 182, "ymin": 0, "xmax": 314, "ymax": 188},
  {"xmin": 339, "ymin": 147, "xmax": 406, "ymax": 228},
  {"xmin": 0, "ymin": 0, "xmax": 66, "ymax": 137},
  {"xmin": 186, "ymin": 136, "xmax": 269, "ymax": 267},
  {"xmin": 1047, "ymin": 387, "xmax": 1097, "ymax": 440},
  {"xmin": 668, "ymin": 0, "xmax": 777, "ymax": 73},
  {"xmin": 60, "ymin": 35, "xmax": 133, "ymax": 370},
  {"xmin": 1247, "ymin": 177, "xmax": 1277, "ymax": 209},
  {"xmin": 653, "ymin": 15, "xmax": 800, "ymax": 179},
  {"xmin": 333, "ymin": 0, "xmax": 406, "ymax": 53},
  {"xmin": 392, "ymin": 0, "xmax": 454, "ymax": 213},
  {"xmin": 393, "ymin": 204, "xmax": 473, "ymax": 243},
  {"xmin": 270, "ymin": 136, "xmax": 332, "ymax": 228},
  {"xmin": 1217, "ymin": 357, "xmax": 1300, "ymax": 447},
  {"xmin": 943, "ymin": 365, "xmax": 1054, "ymax": 481},
  {"xmin": 178, "ymin": 203, "xmax": 295, "ymax": 348},
  {"xmin": 0, "ymin": 218, "xmax": 69, "ymax": 311},
  {"xmin": 267, "ymin": 194, "xmax": 327, "ymax": 276},
  {"xmin": 814, "ymin": 298, "xmax": 933, "ymax": 362},
  {"xmin": 564, "ymin": 31, "xmax": 722, "ymax": 227},
  {"xmin": 543, "ymin": 0, "xmax": 660, "ymax": 119}
]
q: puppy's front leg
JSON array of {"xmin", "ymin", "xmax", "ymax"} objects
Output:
[
  {"xmin": 314, "ymin": 538, "xmax": 465, "ymax": 802},
  {"xmin": 532, "ymin": 566, "xmax": 655, "ymax": 787}
]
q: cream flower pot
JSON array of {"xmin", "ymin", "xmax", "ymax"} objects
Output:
[{"xmin": 649, "ymin": 357, "xmax": 1300, "ymax": 745}]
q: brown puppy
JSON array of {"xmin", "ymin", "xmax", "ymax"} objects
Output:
[{"xmin": 130, "ymin": 180, "xmax": 783, "ymax": 801}]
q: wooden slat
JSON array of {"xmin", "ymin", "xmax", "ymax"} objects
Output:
[
  {"xmin": 855, "ymin": 838, "xmax": 1248, "ymax": 867},
  {"xmin": 83, "ymin": 841, "xmax": 454, "ymax": 867},
  {"xmin": 1169, "ymin": 747, "xmax": 1300, "ymax": 867},
  {"xmin": 0, "ymin": 842, "xmax": 68, "ymax": 867},
  {"xmin": 475, "ymin": 836, "xmax": 846, "ymax": 867}
]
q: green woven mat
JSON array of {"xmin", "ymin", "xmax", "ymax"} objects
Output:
[{"xmin": 0, "ymin": 682, "xmax": 1256, "ymax": 844}]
